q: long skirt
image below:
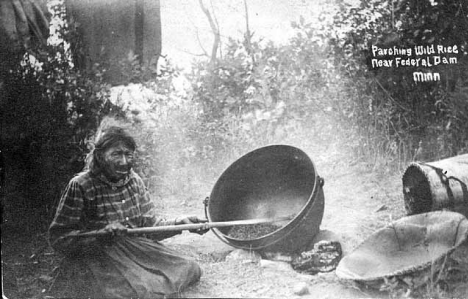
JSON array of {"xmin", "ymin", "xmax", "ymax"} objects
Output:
[{"xmin": 49, "ymin": 236, "xmax": 202, "ymax": 298}]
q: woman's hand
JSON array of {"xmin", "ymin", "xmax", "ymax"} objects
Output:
[
  {"xmin": 102, "ymin": 222, "xmax": 128, "ymax": 237},
  {"xmin": 175, "ymin": 215, "xmax": 209, "ymax": 235}
]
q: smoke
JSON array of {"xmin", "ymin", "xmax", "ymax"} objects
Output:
[{"xmin": 98, "ymin": 77, "xmax": 354, "ymax": 200}]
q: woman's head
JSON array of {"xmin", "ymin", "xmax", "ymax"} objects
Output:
[{"xmin": 87, "ymin": 126, "xmax": 137, "ymax": 181}]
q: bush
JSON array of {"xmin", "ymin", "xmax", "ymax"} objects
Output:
[
  {"xmin": 2, "ymin": 2, "xmax": 114, "ymax": 232},
  {"xmin": 187, "ymin": 28, "xmax": 345, "ymax": 169},
  {"xmin": 322, "ymin": 0, "xmax": 468, "ymax": 165}
]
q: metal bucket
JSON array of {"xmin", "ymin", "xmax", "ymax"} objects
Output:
[{"xmin": 205, "ymin": 145, "xmax": 325, "ymax": 253}]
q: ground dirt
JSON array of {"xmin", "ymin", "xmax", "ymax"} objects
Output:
[{"xmin": 2, "ymin": 160, "xmax": 468, "ymax": 299}]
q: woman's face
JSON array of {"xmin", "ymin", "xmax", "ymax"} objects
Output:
[{"xmin": 102, "ymin": 141, "xmax": 135, "ymax": 181}]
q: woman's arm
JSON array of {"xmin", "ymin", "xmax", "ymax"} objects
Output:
[{"xmin": 48, "ymin": 178, "xmax": 100, "ymax": 254}]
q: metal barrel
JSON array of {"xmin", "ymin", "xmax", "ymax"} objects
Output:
[
  {"xmin": 402, "ymin": 154, "xmax": 468, "ymax": 217},
  {"xmin": 205, "ymin": 145, "xmax": 325, "ymax": 253}
]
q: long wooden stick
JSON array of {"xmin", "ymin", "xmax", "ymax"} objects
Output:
[{"xmin": 68, "ymin": 216, "xmax": 292, "ymax": 238}]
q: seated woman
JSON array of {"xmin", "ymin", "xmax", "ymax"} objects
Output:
[{"xmin": 49, "ymin": 126, "xmax": 207, "ymax": 298}]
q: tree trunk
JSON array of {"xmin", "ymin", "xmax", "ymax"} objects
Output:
[
  {"xmin": 198, "ymin": 0, "xmax": 220, "ymax": 67},
  {"xmin": 66, "ymin": 0, "xmax": 162, "ymax": 85}
]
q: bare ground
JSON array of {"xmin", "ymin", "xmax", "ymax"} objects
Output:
[{"xmin": 2, "ymin": 160, "xmax": 468, "ymax": 299}]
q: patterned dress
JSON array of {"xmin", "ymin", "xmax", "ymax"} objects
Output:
[{"xmin": 49, "ymin": 170, "xmax": 201, "ymax": 298}]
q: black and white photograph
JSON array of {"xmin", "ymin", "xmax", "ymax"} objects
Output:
[{"xmin": 1, "ymin": 0, "xmax": 468, "ymax": 298}]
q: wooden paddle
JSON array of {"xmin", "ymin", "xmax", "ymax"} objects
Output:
[{"xmin": 66, "ymin": 215, "xmax": 293, "ymax": 238}]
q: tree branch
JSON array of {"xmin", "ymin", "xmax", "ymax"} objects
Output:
[
  {"xmin": 244, "ymin": 0, "xmax": 255, "ymax": 64},
  {"xmin": 198, "ymin": 0, "xmax": 220, "ymax": 66}
]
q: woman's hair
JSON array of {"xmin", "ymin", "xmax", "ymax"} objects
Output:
[{"xmin": 84, "ymin": 126, "xmax": 137, "ymax": 175}]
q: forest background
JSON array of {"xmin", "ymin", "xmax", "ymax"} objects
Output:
[{"xmin": 2, "ymin": 0, "xmax": 468, "ymax": 236}]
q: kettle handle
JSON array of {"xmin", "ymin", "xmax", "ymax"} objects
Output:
[{"xmin": 318, "ymin": 176, "xmax": 325, "ymax": 188}]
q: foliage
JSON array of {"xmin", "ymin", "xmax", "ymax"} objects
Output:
[
  {"xmin": 2, "ymin": 2, "xmax": 114, "ymax": 232},
  {"xmin": 179, "ymin": 0, "xmax": 468, "ymax": 184},
  {"xmin": 4, "ymin": 0, "xmax": 468, "ymax": 232},
  {"xmin": 187, "ymin": 26, "xmax": 342, "ymax": 170},
  {"xmin": 325, "ymin": 0, "xmax": 468, "ymax": 164}
]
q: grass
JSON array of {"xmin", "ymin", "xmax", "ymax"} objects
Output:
[{"xmin": 381, "ymin": 253, "xmax": 468, "ymax": 299}]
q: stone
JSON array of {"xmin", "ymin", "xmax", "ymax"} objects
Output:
[{"xmin": 293, "ymin": 282, "xmax": 309, "ymax": 296}]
